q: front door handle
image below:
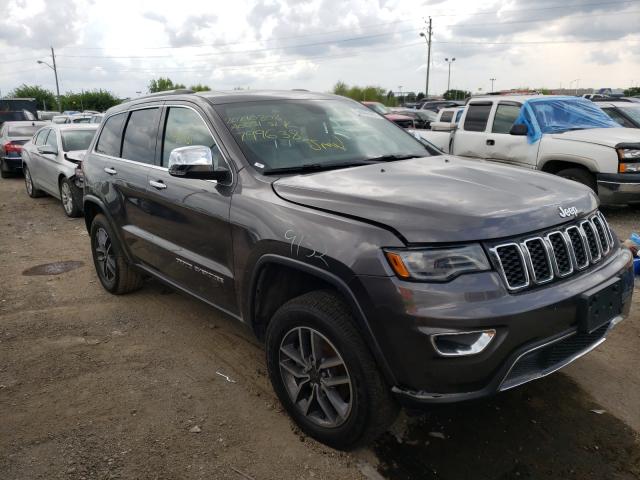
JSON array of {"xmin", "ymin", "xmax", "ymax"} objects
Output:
[
  {"xmin": 104, "ymin": 167, "xmax": 117, "ymax": 175},
  {"xmin": 486, "ymin": 139, "xmax": 495, "ymax": 146},
  {"xmin": 149, "ymin": 180, "xmax": 167, "ymax": 190}
]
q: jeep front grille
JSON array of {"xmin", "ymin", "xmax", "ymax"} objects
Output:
[{"xmin": 490, "ymin": 212, "xmax": 615, "ymax": 292}]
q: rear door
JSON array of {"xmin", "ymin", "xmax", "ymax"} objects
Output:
[
  {"xmin": 140, "ymin": 103, "xmax": 237, "ymax": 315},
  {"xmin": 485, "ymin": 102, "xmax": 539, "ymax": 169},
  {"xmin": 91, "ymin": 107, "xmax": 158, "ymax": 260},
  {"xmin": 28, "ymin": 128, "xmax": 52, "ymax": 188},
  {"xmin": 39, "ymin": 129, "xmax": 61, "ymax": 193},
  {"xmin": 451, "ymin": 101, "xmax": 493, "ymax": 159}
]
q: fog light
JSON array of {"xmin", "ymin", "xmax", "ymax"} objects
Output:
[{"xmin": 431, "ymin": 329, "xmax": 496, "ymax": 357}]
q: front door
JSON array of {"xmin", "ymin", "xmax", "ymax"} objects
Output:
[
  {"xmin": 452, "ymin": 101, "xmax": 493, "ymax": 159},
  {"xmin": 140, "ymin": 104, "xmax": 237, "ymax": 316},
  {"xmin": 485, "ymin": 102, "xmax": 540, "ymax": 169}
]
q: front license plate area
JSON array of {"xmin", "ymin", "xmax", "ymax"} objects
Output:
[{"xmin": 578, "ymin": 277, "xmax": 622, "ymax": 334}]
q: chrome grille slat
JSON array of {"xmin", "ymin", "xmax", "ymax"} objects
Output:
[{"xmin": 492, "ymin": 212, "xmax": 614, "ymax": 292}]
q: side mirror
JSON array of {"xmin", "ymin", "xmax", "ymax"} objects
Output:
[
  {"xmin": 38, "ymin": 145, "xmax": 58, "ymax": 155},
  {"xmin": 510, "ymin": 124, "xmax": 528, "ymax": 136},
  {"xmin": 168, "ymin": 145, "xmax": 230, "ymax": 181},
  {"xmin": 64, "ymin": 151, "xmax": 85, "ymax": 163}
]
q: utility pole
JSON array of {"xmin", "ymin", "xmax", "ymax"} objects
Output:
[
  {"xmin": 490, "ymin": 78, "xmax": 496, "ymax": 93},
  {"xmin": 51, "ymin": 47, "xmax": 61, "ymax": 112},
  {"xmin": 419, "ymin": 17, "xmax": 433, "ymax": 100}
]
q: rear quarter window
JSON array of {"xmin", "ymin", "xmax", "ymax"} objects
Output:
[
  {"xmin": 440, "ymin": 111, "xmax": 454, "ymax": 122},
  {"xmin": 463, "ymin": 103, "xmax": 492, "ymax": 132},
  {"xmin": 96, "ymin": 113, "xmax": 126, "ymax": 157}
]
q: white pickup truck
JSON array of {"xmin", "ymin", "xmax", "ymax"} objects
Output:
[{"xmin": 415, "ymin": 95, "xmax": 640, "ymax": 206}]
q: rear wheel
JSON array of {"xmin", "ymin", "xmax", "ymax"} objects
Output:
[
  {"xmin": 59, "ymin": 177, "xmax": 82, "ymax": 217},
  {"xmin": 266, "ymin": 290, "xmax": 398, "ymax": 450},
  {"xmin": 23, "ymin": 164, "xmax": 44, "ymax": 197},
  {"xmin": 557, "ymin": 167, "xmax": 597, "ymax": 192},
  {"xmin": 0, "ymin": 159, "xmax": 11, "ymax": 178},
  {"xmin": 90, "ymin": 214, "xmax": 144, "ymax": 294}
]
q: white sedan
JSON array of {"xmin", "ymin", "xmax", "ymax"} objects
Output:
[{"xmin": 21, "ymin": 124, "xmax": 98, "ymax": 217}]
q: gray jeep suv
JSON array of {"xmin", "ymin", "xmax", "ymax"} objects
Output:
[{"xmin": 81, "ymin": 90, "xmax": 635, "ymax": 449}]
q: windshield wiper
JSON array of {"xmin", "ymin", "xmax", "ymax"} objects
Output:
[
  {"xmin": 263, "ymin": 161, "xmax": 373, "ymax": 175},
  {"xmin": 363, "ymin": 154, "xmax": 423, "ymax": 162}
]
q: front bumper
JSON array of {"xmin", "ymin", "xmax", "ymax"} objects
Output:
[
  {"xmin": 351, "ymin": 247, "xmax": 634, "ymax": 406},
  {"xmin": 1, "ymin": 156, "xmax": 23, "ymax": 171},
  {"xmin": 597, "ymin": 173, "xmax": 640, "ymax": 206}
]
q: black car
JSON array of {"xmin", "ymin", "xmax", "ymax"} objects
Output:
[
  {"xmin": 394, "ymin": 109, "xmax": 438, "ymax": 129},
  {"xmin": 0, "ymin": 120, "xmax": 47, "ymax": 177},
  {"xmin": 81, "ymin": 90, "xmax": 634, "ymax": 449}
]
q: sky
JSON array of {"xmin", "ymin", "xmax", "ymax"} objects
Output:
[{"xmin": 1, "ymin": 0, "xmax": 639, "ymax": 99}]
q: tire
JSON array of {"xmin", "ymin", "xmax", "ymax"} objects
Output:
[
  {"xmin": 59, "ymin": 177, "xmax": 83, "ymax": 217},
  {"xmin": 0, "ymin": 159, "xmax": 11, "ymax": 178},
  {"xmin": 90, "ymin": 214, "xmax": 144, "ymax": 294},
  {"xmin": 266, "ymin": 290, "xmax": 398, "ymax": 450},
  {"xmin": 556, "ymin": 167, "xmax": 597, "ymax": 191},
  {"xmin": 23, "ymin": 164, "xmax": 44, "ymax": 197}
]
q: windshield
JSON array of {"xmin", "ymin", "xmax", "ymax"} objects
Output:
[
  {"xmin": 71, "ymin": 117, "xmax": 91, "ymax": 124},
  {"xmin": 8, "ymin": 124, "xmax": 42, "ymax": 136},
  {"xmin": 217, "ymin": 99, "xmax": 430, "ymax": 173},
  {"xmin": 52, "ymin": 117, "xmax": 67, "ymax": 124},
  {"xmin": 619, "ymin": 106, "xmax": 640, "ymax": 124},
  {"xmin": 61, "ymin": 129, "xmax": 97, "ymax": 151}
]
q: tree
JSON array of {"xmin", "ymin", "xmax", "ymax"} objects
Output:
[
  {"xmin": 443, "ymin": 89, "xmax": 471, "ymax": 100},
  {"xmin": 332, "ymin": 81, "xmax": 390, "ymax": 104},
  {"xmin": 416, "ymin": 92, "xmax": 425, "ymax": 101},
  {"xmin": 148, "ymin": 77, "xmax": 186, "ymax": 93},
  {"xmin": 189, "ymin": 84, "xmax": 211, "ymax": 92},
  {"xmin": 624, "ymin": 87, "xmax": 640, "ymax": 96},
  {"xmin": 332, "ymin": 81, "xmax": 349, "ymax": 97},
  {"xmin": 60, "ymin": 89, "xmax": 121, "ymax": 112},
  {"xmin": 9, "ymin": 84, "xmax": 57, "ymax": 110}
]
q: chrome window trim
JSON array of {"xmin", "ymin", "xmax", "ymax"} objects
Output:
[
  {"xmin": 565, "ymin": 225, "xmax": 590, "ymax": 270},
  {"xmin": 522, "ymin": 237, "xmax": 554, "ymax": 284},
  {"xmin": 490, "ymin": 242, "xmax": 530, "ymax": 291},
  {"xmin": 545, "ymin": 231, "xmax": 574, "ymax": 277},
  {"xmin": 91, "ymin": 104, "xmax": 235, "ymax": 186}
]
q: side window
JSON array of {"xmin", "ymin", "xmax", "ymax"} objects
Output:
[
  {"xmin": 162, "ymin": 107, "xmax": 223, "ymax": 167},
  {"xmin": 463, "ymin": 103, "xmax": 492, "ymax": 132},
  {"xmin": 45, "ymin": 130, "xmax": 59, "ymax": 150},
  {"xmin": 440, "ymin": 111, "xmax": 453, "ymax": 122},
  {"xmin": 34, "ymin": 129, "xmax": 49, "ymax": 146},
  {"xmin": 455, "ymin": 110, "xmax": 463, "ymax": 123},
  {"xmin": 96, "ymin": 113, "xmax": 126, "ymax": 157},
  {"xmin": 122, "ymin": 108, "xmax": 161, "ymax": 164},
  {"xmin": 602, "ymin": 108, "xmax": 634, "ymax": 128},
  {"xmin": 492, "ymin": 104, "xmax": 521, "ymax": 134}
]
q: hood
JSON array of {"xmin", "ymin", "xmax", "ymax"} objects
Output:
[
  {"xmin": 272, "ymin": 156, "xmax": 598, "ymax": 243},
  {"xmin": 550, "ymin": 127, "xmax": 640, "ymax": 147}
]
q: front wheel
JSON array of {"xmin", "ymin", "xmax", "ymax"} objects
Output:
[
  {"xmin": 59, "ymin": 177, "xmax": 82, "ymax": 217},
  {"xmin": 266, "ymin": 290, "xmax": 398, "ymax": 450},
  {"xmin": 556, "ymin": 167, "xmax": 597, "ymax": 192},
  {"xmin": 90, "ymin": 214, "xmax": 144, "ymax": 294}
]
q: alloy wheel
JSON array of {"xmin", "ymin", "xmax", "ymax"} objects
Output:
[
  {"xmin": 24, "ymin": 168, "xmax": 33, "ymax": 195},
  {"xmin": 94, "ymin": 227, "xmax": 116, "ymax": 282},
  {"xmin": 61, "ymin": 181, "xmax": 73, "ymax": 214},
  {"xmin": 278, "ymin": 326, "xmax": 352, "ymax": 428}
]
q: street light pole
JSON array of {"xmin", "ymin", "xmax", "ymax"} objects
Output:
[
  {"xmin": 419, "ymin": 17, "xmax": 432, "ymax": 99},
  {"xmin": 490, "ymin": 77, "xmax": 496, "ymax": 93},
  {"xmin": 444, "ymin": 57, "xmax": 456, "ymax": 95},
  {"xmin": 37, "ymin": 47, "xmax": 61, "ymax": 112}
]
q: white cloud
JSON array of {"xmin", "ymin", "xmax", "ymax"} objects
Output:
[{"xmin": 0, "ymin": 0, "xmax": 639, "ymax": 99}]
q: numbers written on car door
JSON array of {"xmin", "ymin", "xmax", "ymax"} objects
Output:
[{"xmin": 141, "ymin": 105, "xmax": 237, "ymax": 316}]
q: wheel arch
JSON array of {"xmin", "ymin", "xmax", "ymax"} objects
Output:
[
  {"xmin": 248, "ymin": 254, "xmax": 397, "ymax": 385},
  {"xmin": 83, "ymin": 195, "xmax": 135, "ymax": 264},
  {"xmin": 539, "ymin": 158, "xmax": 597, "ymax": 174}
]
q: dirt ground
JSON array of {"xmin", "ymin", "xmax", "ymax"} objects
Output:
[{"xmin": 0, "ymin": 175, "xmax": 638, "ymax": 480}]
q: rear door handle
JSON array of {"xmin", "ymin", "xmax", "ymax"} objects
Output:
[
  {"xmin": 149, "ymin": 180, "xmax": 167, "ymax": 190},
  {"xmin": 486, "ymin": 139, "xmax": 495, "ymax": 146},
  {"xmin": 104, "ymin": 167, "xmax": 117, "ymax": 175}
]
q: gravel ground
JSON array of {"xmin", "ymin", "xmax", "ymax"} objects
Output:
[{"xmin": 0, "ymin": 176, "xmax": 638, "ymax": 480}]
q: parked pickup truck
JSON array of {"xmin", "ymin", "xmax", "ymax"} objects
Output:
[{"xmin": 414, "ymin": 95, "xmax": 640, "ymax": 206}]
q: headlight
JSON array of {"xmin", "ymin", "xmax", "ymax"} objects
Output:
[
  {"xmin": 384, "ymin": 244, "xmax": 491, "ymax": 281},
  {"xmin": 617, "ymin": 148, "xmax": 640, "ymax": 173}
]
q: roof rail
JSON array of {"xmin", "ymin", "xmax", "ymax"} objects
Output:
[
  {"xmin": 591, "ymin": 97, "xmax": 632, "ymax": 102},
  {"xmin": 135, "ymin": 89, "xmax": 195, "ymax": 100}
]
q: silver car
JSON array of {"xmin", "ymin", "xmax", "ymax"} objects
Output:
[{"xmin": 21, "ymin": 124, "xmax": 98, "ymax": 217}]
